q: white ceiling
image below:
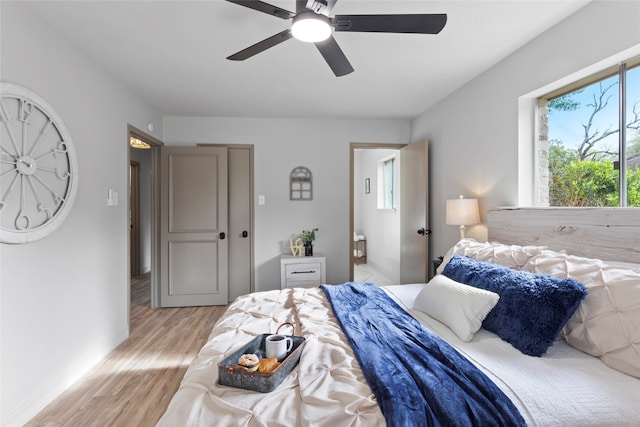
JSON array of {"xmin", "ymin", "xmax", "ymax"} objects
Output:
[{"xmin": 22, "ymin": 0, "xmax": 591, "ymax": 120}]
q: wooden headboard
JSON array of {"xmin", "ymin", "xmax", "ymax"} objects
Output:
[{"xmin": 487, "ymin": 207, "xmax": 640, "ymax": 264}]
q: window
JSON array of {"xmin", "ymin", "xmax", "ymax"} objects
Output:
[
  {"xmin": 537, "ymin": 57, "xmax": 640, "ymax": 207},
  {"xmin": 383, "ymin": 158, "xmax": 395, "ymax": 208},
  {"xmin": 377, "ymin": 156, "xmax": 396, "ymax": 210}
]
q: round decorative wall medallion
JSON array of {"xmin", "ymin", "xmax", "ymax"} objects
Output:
[{"xmin": 0, "ymin": 82, "xmax": 78, "ymax": 243}]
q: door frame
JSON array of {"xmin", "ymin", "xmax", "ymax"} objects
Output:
[
  {"xmin": 349, "ymin": 142, "xmax": 407, "ymax": 282},
  {"xmin": 127, "ymin": 124, "xmax": 164, "ymax": 313}
]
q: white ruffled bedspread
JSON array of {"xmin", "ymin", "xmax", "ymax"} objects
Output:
[{"xmin": 157, "ymin": 287, "xmax": 385, "ymax": 427}]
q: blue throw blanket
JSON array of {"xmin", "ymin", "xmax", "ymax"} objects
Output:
[{"xmin": 321, "ymin": 282, "xmax": 526, "ymax": 427}]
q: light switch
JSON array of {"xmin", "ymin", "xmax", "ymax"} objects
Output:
[
  {"xmin": 258, "ymin": 195, "xmax": 265, "ymax": 205},
  {"xmin": 107, "ymin": 189, "xmax": 118, "ymax": 206}
]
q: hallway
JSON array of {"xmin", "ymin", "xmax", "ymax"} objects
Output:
[{"xmin": 354, "ymin": 263, "xmax": 394, "ymax": 286}]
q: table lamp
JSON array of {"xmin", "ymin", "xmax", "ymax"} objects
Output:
[{"xmin": 446, "ymin": 195, "xmax": 480, "ymax": 240}]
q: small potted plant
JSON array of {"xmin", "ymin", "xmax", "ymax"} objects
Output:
[{"xmin": 301, "ymin": 228, "xmax": 318, "ymax": 256}]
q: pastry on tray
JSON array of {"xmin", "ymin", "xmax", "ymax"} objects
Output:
[
  {"xmin": 258, "ymin": 357, "xmax": 280, "ymax": 373},
  {"xmin": 238, "ymin": 353, "xmax": 259, "ymax": 371}
]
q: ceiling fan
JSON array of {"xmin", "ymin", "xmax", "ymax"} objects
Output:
[{"xmin": 226, "ymin": 0, "xmax": 447, "ymax": 77}]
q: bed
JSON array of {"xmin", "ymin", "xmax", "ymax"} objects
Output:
[{"xmin": 157, "ymin": 209, "xmax": 640, "ymax": 427}]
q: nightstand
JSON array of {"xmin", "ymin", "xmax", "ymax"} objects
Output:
[
  {"xmin": 280, "ymin": 254, "xmax": 327, "ymax": 289},
  {"xmin": 431, "ymin": 256, "xmax": 444, "ymax": 279}
]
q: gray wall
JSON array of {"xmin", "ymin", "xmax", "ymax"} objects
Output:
[
  {"xmin": 412, "ymin": 1, "xmax": 640, "ymax": 260},
  {"xmin": 162, "ymin": 117, "xmax": 411, "ymax": 290},
  {"xmin": 1, "ymin": 4, "xmax": 163, "ymax": 426}
]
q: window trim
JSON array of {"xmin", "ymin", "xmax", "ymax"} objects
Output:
[
  {"xmin": 377, "ymin": 154, "xmax": 397, "ymax": 211},
  {"xmin": 541, "ymin": 57, "xmax": 640, "ymax": 101}
]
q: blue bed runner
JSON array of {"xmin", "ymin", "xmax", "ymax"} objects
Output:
[{"xmin": 321, "ymin": 282, "xmax": 526, "ymax": 427}]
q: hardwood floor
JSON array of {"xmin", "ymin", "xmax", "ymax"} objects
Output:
[{"xmin": 26, "ymin": 273, "xmax": 228, "ymax": 427}]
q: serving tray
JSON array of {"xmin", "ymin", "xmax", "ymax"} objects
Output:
[{"xmin": 218, "ymin": 333, "xmax": 306, "ymax": 393}]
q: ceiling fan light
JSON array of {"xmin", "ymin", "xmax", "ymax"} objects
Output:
[{"xmin": 291, "ymin": 14, "xmax": 331, "ymax": 43}]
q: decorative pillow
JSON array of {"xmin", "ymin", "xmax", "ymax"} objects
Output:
[
  {"xmin": 442, "ymin": 255, "xmax": 587, "ymax": 356},
  {"xmin": 436, "ymin": 238, "xmax": 547, "ymax": 275},
  {"xmin": 524, "ymin": 250, "xmax": 640, "ymax": 378},
  {"xmin": 414, "ymin": 275, "xmax": 500, "ymax": 342}
]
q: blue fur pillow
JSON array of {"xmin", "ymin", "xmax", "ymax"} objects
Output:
[{"xmin": 442, "ymin": 254, "xmax": 587, "ymax": 356}]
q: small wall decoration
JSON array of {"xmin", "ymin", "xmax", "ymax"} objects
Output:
[
  {"xmin": 290, "ymin": 166, "xmax": 313, "ymax": 201},
  {"xmin": 365, "ymin": 178, "xmax": 370, "ymax": 194}
]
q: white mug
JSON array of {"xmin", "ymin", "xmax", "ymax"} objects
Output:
[{"xmin": 265, "ymin": 334, "xmax": 293, "ymax": 361}]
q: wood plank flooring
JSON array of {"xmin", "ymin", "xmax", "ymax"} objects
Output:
[{"xmin": 26, "ymin": 274, "xmax": 228, "ymax": 427}]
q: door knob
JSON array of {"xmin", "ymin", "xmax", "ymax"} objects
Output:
[
  {"xmin": 242, "ymin": 230, "xmax": 248, "ymax": 238},
  {"xmin": 219, "ymin": 232, "xmax": 226, "ymax": 240},
  {"xmin": 417, "ymin": 228, "xmax": 432, "ymax": 236}
]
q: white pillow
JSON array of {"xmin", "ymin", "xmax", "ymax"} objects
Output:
[
  {"xmin": 414, "ymin": 275, "xmax": 499, "ymax": 342},
  {"xmin": 436, "ymin": 238, "xmax": 547, "ymax": 274}
]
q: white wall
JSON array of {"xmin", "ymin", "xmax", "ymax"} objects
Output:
[
  {"xmin": 162, "ymin": 117, "xmax": 410, "ymax": 290},
  {"xmin": 354, "ymin": 148, "xmax": 401, "ymax": 282},
  {"xmin": 412, "ymin": 1, "xmax": 640, "ymax": 259},
  {"xmin": 0, "ymin": 4, "xmax": 163, "ymax": 426}
]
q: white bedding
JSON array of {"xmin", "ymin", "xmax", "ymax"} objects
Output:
[
  {"xmin": 157, "ymin": 287, "xmax": 385, "ymax": 427},
  {"xmin": 157, "ymin": 284, "xmax": 640, "ymax": 426},
  {"xmin": 384, "ymin": 284, "xmax": 640, "ymax": 427}
]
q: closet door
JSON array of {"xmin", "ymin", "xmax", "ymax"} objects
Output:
[
  {"xmin": 159, "ymin": 146, "xmax": 228, "ymax": 306},
  {"xmin": 227, "ymin": 146, "xmax": 253, "ymax": 302}
]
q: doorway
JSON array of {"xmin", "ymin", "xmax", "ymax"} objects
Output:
[
  {"xmin": 349, "ymin": 140, "xmax": 431, "ymax": 285},
  {"xmin": 350, "ymin": 143, "xmax": 405, "ymax": 283},
  {"xmin": 127, "ymin": 125, "xmax": 163, "ymax": 316}
]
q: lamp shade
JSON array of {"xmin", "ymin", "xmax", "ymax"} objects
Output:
[{"xmin": 446, "ymin": 195, "xmax": 480, "ymax": 226}]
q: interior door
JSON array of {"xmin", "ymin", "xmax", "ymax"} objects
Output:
[
  {"xmin": 159, "ymin": 146, "xmax": 228, "ymax": 307},
  {"xmin": 400, "ymin": 139, "xmax": 430, "ymax": 283}
]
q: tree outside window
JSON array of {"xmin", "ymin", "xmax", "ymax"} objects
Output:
[{"xmin": 537, "ymin": 59, "xmax": 640, "ymax": 207}]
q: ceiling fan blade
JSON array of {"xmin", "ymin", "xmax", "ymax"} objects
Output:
[
  {"xmin": 305, "ymin": 0, "xmax": 338, "ymax": 16},
  {"xmin": 334, "ymin": 14, "xmax": 447, "ymax": 34},
  {"xmin": 225, "ymin": 0, "xmax": 295, "ymax": 19},
  {"xmin": 227, "ymin": 30, "xmax": 293, "ymax": 61},
  {"xmin": 315, "ymin": 35, "xmax": 354, "ymax": 77}
]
